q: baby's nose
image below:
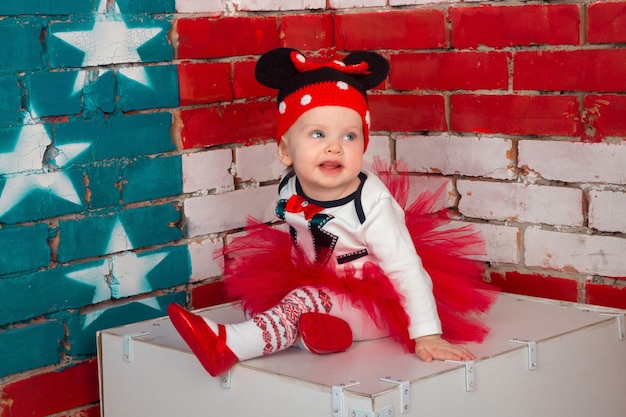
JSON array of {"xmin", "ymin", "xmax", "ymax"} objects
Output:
[{"xmin": 325, "ymin": 138, "xmax": 343, "ymax": 153}]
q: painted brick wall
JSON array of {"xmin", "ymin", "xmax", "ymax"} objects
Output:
[
  {"xmin": 1, "ymin": 0, "xmax": 625, "ymax": 415},
  {"xmin": 0, "ymin": 1, "xmax": 188, "ymax": 415}
]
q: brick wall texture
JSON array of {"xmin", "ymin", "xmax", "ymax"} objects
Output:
[{"xmin": 1, "ymin": 0, "xmax": 625, "ymax": 415}]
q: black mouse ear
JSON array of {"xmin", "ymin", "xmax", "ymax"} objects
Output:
[
  {"xmin": 255, "ymin": 48, "xmax": 301, "ymax": 90},
  {"xmin": 343, "ymin": 51, "xmax": 390, "ymax": 90}
]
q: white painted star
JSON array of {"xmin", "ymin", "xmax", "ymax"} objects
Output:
[
  {"xmin": 106, "ymin": 221, "xmax": 168, "ymax": 311},
  {"xmin": 0, "ymin": 172, "xmax": 84, "ymax": 217},
  {"xmin": 110, "ymin": 251, "xmax": 168, "ymax": 303},
  {"xmin": 107, "ymin": 219, "xmax": 135, "ymax": 254},
  {"xmin": 52, "ymin": 0, "xmax": 163, "ymax": 93},
  {"xmin": 53, "ymin": 142, "xmax": 93, "ymax": 168},
  {"xmin": 65, "ymin": 260, "xmax": 111, "ymax": 304},
  {"xmin": 65, "ymin": 220, "xmax": 169, "ymax": 328},
  {"xmin": 0, "ymin": 110, "xmax": 90, "ymax": 218},
  {"xmin": 0, "ymin": 111, "xmax": 49, "ymax": 175}
]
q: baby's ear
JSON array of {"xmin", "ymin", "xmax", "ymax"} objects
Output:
[
  {"xmin": 277, "ymin": 136, "xmax": 293, "ymax": 167},
  {"xmin": 255, "ymin": 48, "xmax": 301, "ymax": 90},
  {"xmin": 343, "ymin": 51, "xmax": 390, "ymax": 90}
]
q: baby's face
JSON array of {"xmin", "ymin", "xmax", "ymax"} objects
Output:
[{"xmin": 278, "ymin": 106, "xmax": 365, "ymax": 201}]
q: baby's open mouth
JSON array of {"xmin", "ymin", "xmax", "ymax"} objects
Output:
[{"xmin": 319, "ymin": 161, "xmax": 342, "ymax": 170}]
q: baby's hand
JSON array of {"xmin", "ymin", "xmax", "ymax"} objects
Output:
[{"xmin": 413, "ymin": 334, "xmax": 475, "ymax": 363}]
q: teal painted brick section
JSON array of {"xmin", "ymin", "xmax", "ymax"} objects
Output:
[
  {"xmin": 0, "ymin": 244, "xmax": 189, "ymax": 326},
  {"xmin": 66, "ymin": 292, "xmax": 184, "ymax": 355},
  {"xmin": 135, "ymin": 244, "xmax": 190, "ymax": 295},
  {"xmin": 119, "ymin": 65, "xmax": 179, "ymax": 111},
  {"xmin": 118, "ymin": 0, "xmax": 175, "ymax": 13},
  {"xmin": 0, "ymin": 126, "xmax": 22, "ymax": 153},
  {"xmin": 85, "ymin": 69, "xmax": 116, "ymax": 114},
  {"xmin": 84, "ymin": 156, "xmax": 182, "ymax": 209},
  {"xmin": 0, "ymin": 320, "xmax": 65, "ymax": 377},
  {"xmin": 0, "ymin": 262, "xmax": 108, "ymax": 326},
  {"xmin": 0, "ymin": 18, "xmax": 45, "ymax": 72},
  {"xmin": 122, "ymin": 155, "xmax": 182, "ymax": 203},
  {"xmin": 0, "ymin": 223, "xmax": 50, "ymax": 276},
  {"xmin": 0, "ymin": 74, "xmax": 22, "ymax": 126},
  {"xmin": 126, "ymin": 16, "xmax": 173, "ymax": 62},
  {"xmin": 55, "ymin": 113, "xmax": 175, "ymax": 164},
  {"xmin": 57, "ymin": 203, "xmax": 182, "ymax": 263},
  {"xmin": 0, "ymin": 0, "xmax": 98, "ymax": 15},
  {"xmin": 57, "ymin": 212, "xmax": 118, "ymax": 263},
  {"xmin": 29, "ymin": 67, "xmax": 176, "ymax": 116},
  {"xmin": 0, "ymin": 169, "xmax": 87, "ymax": 224},
  {"xmin": 84, "ymin": 163, "xmax": 125, "ymax": 209},
  {"xmin": 28, "ymin": 70, "xmax": 83, "ymax": 117},
  {"xmin": 0, "ymin": 0, "xmax": 175, "ymax": 15},
  {"xmin": 117, "ymin": 204, "xmax": 183, "ymax": 249},
  {"xmin": 0, "ymin": 2, "xmax": 186, "ymax": 381}
]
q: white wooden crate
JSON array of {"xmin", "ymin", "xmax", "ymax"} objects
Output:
[{"xmin": 97, "ymin": 293, "xmax": 626, "ymax": 417}]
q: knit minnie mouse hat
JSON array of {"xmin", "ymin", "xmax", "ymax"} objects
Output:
[{"xmin": 255, "ymin": 48, "xmax": 390, "ymax": 151}]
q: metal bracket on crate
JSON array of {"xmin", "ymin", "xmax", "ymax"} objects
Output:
[
  {"xmin": 380, "ymin": 377, "xmax": 411, "ymax": 414},
  {"xmin": 219, "ymin": 370, "xmax": 231, "ymax": 389},
  {"xmin": 332, "ymin": 380, "xmax": 360, "ymax": 417},
  {"xmin": 122, "ymin": 331, "xmax": 150, "ymax": 363},
  {"xmin": 445, "ymin": 360, "xmax": 475, "ymax": 392},
  {"xmin": 348, "ymin": 405, "xmax": 394, "ymax": 417},
  {"xmin": 508, "ymin": 339, "xmax": 538, "ymax": 370},
  {"xmin": 600, "ymin": 313, "xmax": 625, "ymax": 341}
]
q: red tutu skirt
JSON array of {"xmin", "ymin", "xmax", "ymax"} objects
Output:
[{"xmin": 221, "ymin": 162, "xmax": 499, "ymax": 353}]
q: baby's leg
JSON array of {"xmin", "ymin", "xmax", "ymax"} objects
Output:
[{"xmin": 169, "ymin": 286, "xmax": 343, "ymax": 376}]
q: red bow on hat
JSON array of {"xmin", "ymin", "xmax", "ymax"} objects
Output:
[
  {"xmin": 285, "ymin": 195, "xmax": 324, "ymax": 220},
  {"xmin": 290, "ymin": 51, "xmax": 371, "ymax": 75}
]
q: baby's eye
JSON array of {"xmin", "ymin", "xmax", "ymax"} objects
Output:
[
  {"xmin": 310, "ymin": 130, "xmax": 325, "ymax": 139},
  {"xmin": 343, "ymin": 132, "xmax": 356, "ymax": 141}
]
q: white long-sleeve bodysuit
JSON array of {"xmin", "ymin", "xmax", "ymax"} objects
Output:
[{"xmin": 277, "ymin": 170, "xmax": 442, "ymax": 340}]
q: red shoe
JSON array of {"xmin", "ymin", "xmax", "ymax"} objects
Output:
[
  {"xmin": 168, "ymin": 304, "xmax": 239, "ymax": 377},
  {"xmin": 299, "ymin": 312, "xmax": 353, "ymax": 354}
]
